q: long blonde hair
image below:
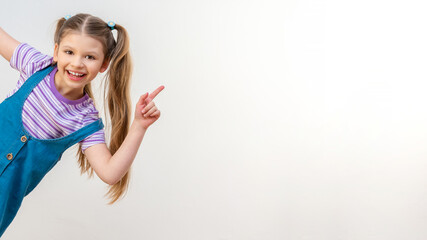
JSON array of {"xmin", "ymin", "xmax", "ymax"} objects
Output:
[{"xmin": 54, "ymin": 13, "xmax": 133, "ymax": 204}]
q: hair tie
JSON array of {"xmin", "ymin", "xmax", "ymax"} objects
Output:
[
  {"xmin": 64, "ymin": 14, "xmax": 72, "ymax": 20},
  {"xmin": 107, "ymin": 21, "xmax": 116, "ymax": 30}
]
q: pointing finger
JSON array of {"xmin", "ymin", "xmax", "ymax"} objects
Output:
[{"xmin": 148, "ymin": 85, "xmax": 165, "ymax": 100}]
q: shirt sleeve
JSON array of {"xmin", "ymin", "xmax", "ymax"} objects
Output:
[
  {"xmin": 7, "ymin": 43, "xmax": 54, "ymax": 98},
  {"xmin": 10, "ymin": 42, "xmax": 53, "ymax": 75},
  {"xmin": 80, "ymin": 129, "xmax": 106, "ymax": 154},
  {"xmin": 79, "ymin": 107, "xmax": 106, "ymax": 154}
]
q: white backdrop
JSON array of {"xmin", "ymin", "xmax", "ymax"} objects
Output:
[{"xmin": 1, "ymin": 0, "xmax": 427, "ymax": 239}]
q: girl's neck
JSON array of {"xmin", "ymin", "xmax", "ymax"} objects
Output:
[{"xmin": 53, "ymin": 71, "xmax": 85, "ymax": 101}]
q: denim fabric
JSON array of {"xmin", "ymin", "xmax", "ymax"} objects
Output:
[{"xmin": 0, "ymin": 65, "xmax": 104, "ymax": 237}]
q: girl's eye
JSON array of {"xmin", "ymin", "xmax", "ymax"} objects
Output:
[
  {"xmin": 64, "ymin": 50, "xmax": 73, "ymax": 54},
  {"xmin": 86, "ymin": 55, "xmax": 95, "ymax": 60}
]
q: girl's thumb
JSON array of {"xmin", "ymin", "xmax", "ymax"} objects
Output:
[
  {"xmin": 138, "ymin": 93, "xmax": 148, "ymax": 104},
  {"xmin": 143, "ymin": 92, "xmax": 149, "ymax": 99}
]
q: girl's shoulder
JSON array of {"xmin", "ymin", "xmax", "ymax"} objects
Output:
[
  {"xmin": 73, "ymin": 97, "xmax": 103, "ymax": 123},
  {"xmin": 5, "ymin": 44, "xmax": 54, "ymax": 99},
  {"xmin": 10, "ymin": 43, "xmax": 53, "ymax": 78}
]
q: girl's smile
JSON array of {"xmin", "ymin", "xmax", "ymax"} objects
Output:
[{"xmin": 66, "ymin": 69, "xmax": 87, "ymax": 81}]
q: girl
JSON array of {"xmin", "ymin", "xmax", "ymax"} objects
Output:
[{"xmin": 0, "ymin": 13, "xmax": 164, "ymax": 236}]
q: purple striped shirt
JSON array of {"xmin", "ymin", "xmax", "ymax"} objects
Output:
[{"xmin": 6, "ymin": 43, "xmax": 105, "ymax": 153}]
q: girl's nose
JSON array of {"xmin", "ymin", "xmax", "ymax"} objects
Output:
[{"xmin": 71, "ymin": 57, "xmax": 84, "ymax": 67}]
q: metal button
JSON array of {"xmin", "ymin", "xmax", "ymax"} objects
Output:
[
  {"xmin": 6, "ymin": 153, "xmax": 13, "ymax": 160},
  {"xmin": 21, "ymin": 135, "xmax": 27, "ymax": 142}
]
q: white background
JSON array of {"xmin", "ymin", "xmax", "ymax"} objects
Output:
[{"xmin": 1, "ymin": 0, "xmax": 427, "ymax": 239}]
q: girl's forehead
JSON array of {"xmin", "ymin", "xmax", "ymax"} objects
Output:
[{"xmin": 60, "ymin": 33, "xmax": 105, "ymax": 53}]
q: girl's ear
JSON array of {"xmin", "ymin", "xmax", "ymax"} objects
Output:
[
  {"xmin": 99, "ymin": 58, "xmax": 110, "ymax": 73},
  {"xmin": 53, "ymin": 43, "xmax": 59, "ymax": 62}
]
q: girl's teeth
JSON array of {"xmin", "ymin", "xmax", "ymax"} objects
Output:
[{"xmin": 68, "ymin": 71, "xmax": 84, "ymax": 77}]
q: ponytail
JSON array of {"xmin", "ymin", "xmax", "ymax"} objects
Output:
[
  {"xmin": 55, "ymin": 13, "xmax": 133, "ymax": 204},
  {"xmin": 102, "ymin": 24, "xmax": 133, "ymax": 204}
]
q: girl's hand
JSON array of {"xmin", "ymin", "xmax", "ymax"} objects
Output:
[{"xmin": 134, "ymin": 85, "xmax": 165, "ymax": 130}]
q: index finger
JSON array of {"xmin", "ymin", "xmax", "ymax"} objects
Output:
[{"xmin": 148, "ymin": 85, "xmax": 165, "ymax": 99}]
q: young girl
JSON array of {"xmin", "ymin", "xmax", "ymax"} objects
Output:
[{"xmin": 0, "ymin": 13, "xmax": 164, "ymax": 236}]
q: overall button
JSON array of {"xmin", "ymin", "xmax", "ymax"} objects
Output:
[
  {"xmin": 6, "ymin": 153, "xmax": 13, "ymax": 160},
  {"xmin": 21, "ymin": 135, "xmax": 27, "ymax": 142}
]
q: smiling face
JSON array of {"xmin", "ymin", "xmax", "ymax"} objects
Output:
[{"xmin": 53, "ymin": 32, "xmax": 109, "ymax": 100}]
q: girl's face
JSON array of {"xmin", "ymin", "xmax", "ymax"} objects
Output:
[{"xmin": 53, "ymin": 32, "xmax": 109, "ymax": 100}]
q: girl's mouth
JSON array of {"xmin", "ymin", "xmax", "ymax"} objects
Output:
[{"xmin": 67, "ymin": 70, "xmax": 86, "ymax": 81}]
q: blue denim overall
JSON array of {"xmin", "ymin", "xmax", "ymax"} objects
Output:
[{"xmin": 0, "ymin": 65, "xmax": 104, "ymax": 237}]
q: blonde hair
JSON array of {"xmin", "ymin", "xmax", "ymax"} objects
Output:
[{"xmin": 54, "ymin": 13, "xmax": 133, "ymax": 204}]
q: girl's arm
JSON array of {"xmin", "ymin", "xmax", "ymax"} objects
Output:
[
  {"xmin": 0, "ymin": 27, "xmax": 20, "ymax": 62},
  {"xmin": 84, "ymin": 86, "xmax": 164, "ymax": 185},
  {"xmin": 83, "ymin": 122, "xmax": 147, "ymax": 185}
]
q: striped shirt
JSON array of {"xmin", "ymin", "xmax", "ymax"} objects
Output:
[{"xmin": 6, "ymin": 43, "xmax": 105, "ymax": 153}]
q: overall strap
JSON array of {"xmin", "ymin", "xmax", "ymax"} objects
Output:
[
  {"xmin": 34, "ymin": 118, "xmax": 105, "ymax": 149},
  {"xmin": 14, "ymin": 65, "xmax": 56, "ymax": 104},
  {"xmin": 60, "ymin": 118, "xmax": 105, "ymax": 149}
]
